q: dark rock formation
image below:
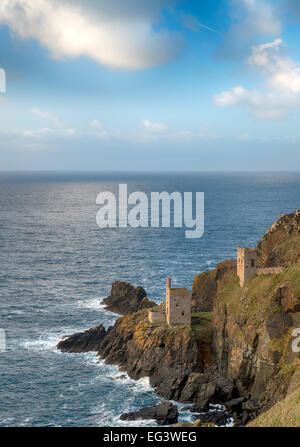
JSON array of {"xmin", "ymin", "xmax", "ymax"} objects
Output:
[
  {"xmin": 97, "ymin": 309, "xmax": 217, "ymax": 402},
  {"xmin": 120, "ymin": 401, "xmax": 178, "ymax": 425},
  {"xmin": 187, "ymin": 399, "xmax": 210, "ymax": 413},
  {"xmin": 197, "ymin": 408, "xmax": 229, "ymax": 426},
  {"xmin": 192, "ymin": 260, "xmax": 236, "ymax": 312},
  {"xmin": 57, "ymin": 325, "xmax": 107, "ymax": 353},
  {"xmin": 102, "ymin": 281, "xmax": 156, "ymax": 315},
  {"xmin": 224, "ymin": 397, "xmax": 244, "ymax": 412}
]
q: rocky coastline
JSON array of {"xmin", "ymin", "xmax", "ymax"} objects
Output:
[{"xmin": 57, "ymin": 208, "xmax": 300, "ymax": 427}]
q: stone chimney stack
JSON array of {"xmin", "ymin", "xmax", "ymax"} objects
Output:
[{"xmin": 167, "ymin": 278, "xmax": 171, "ymax": 289}]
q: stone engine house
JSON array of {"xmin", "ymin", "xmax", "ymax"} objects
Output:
[
  {"xmin": 237, "ymin": 246, "xmax": 284, "ymax": 287},
  {"xmin": 148, "ymin": 278, "xmax": 191, "ymax": 325},
  {"xmin": 237, "ymin": 246, "xmax": 257, "ymax": 287}
]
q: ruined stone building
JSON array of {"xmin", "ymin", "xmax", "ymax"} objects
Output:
[
  {"xmin": 237, "ymin": 247, "xmax": 257, "ymax": 287},
  {"xmin": 237, "ymin": 247, "xmax": 284, "ymax": 287},
  {"xmin": 148, "ymin": 278, "xmax": 191, "ymax": 325}
]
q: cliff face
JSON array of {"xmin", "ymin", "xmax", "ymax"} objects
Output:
[
  {"xmin": 257, "ymin": 209, "xmax": 300, "ymax": 267},
  {"xmin": 58, "ymin": 309, "xmax": 236, "ymax": 405},
  {"xmin": 193, "ymin": 209, "xmax": 300, "ymax": 417},
  {"xmin": 57, "ymin": 208, "xmax": 300, "ymax": 425},
  {"xmin": 212, "ymin": 259, "xmax": 300, "ymax": 413},
  {"xmin": 192, "ymin": 260, "xmax": 236, "ymax": 312},
  {"xmin": 97, "ymin": 310, "xmax": 221, "ymax": 403}
]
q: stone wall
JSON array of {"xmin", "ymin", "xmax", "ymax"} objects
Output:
[
  {"xmin": 257, "ymin": 267, "xmax": 284, "ymax": 275},
  {"xmin": 148, "ymin": 308, "xmax": 165, "ymax": 324}
]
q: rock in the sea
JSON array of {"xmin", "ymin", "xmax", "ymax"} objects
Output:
[
  {"xmin": 188, "ymin": 399, "xmax": 210, "ymax": 413},
  {"xmin": 197, "ymin": 409, "xmax": 229, "ymax": 426},
  {"xmin": 57, "ymin": 325, "xmax": 107, "ymax": 353},
  {"xmin": 102, "ymin": 281, "xmax": 156, "ymax": 315},
  {"xmin": 224, "ymin": 397, "xmax": 244, "ymax": 412},
  {"xmin": 120, "ymin": 401, "xmax": 178, "ymax": 425}
]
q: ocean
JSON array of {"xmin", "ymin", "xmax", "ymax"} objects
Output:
[{"xmin": 1, "ymin": 171, "xmax": 300, "ymax": 426}]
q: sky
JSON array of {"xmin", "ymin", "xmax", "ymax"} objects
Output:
[{"xmin": 1, "ymin": 0, "xmax": 300, "ymax": 171}]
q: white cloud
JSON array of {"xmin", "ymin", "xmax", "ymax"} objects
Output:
[
  {"xmin": 248, "ymin": 38, "xmax": 300, "ymax": 93},
  {"xmin": 142, "ymin": 119, "xmax": 168, "ymax": 132},
  {"xmin": 237, "ymin": 134, "xmax": 250, "ymax": 141},
  {"xmin": 11, "ymin": 127, "xmax": 78, "ymax": 138},
  {"xmin": 60, "ymin": 128, "xmax": 76, "ymax": 137},
  {"xmin": 239, "ymin": 0, "xmax": 281, "ymax": 36},
  {"xmin": 214, "ymin": 38, "xmax": 300, "ymax": 119},
  {"xmin": 89, "ymin": 119, "xmax": 111, "ymax": 138},
  {"xmin": 0, "ymin": 0, "xmax": 183, "ymax": 70},
  {"xmin": 217, "ymin": 0, "xmax": 281, "ymax": 60},
  {"xmin": 90, "ymin": 120, "xmax": 103, "ymax": 130},
  {"xmin": 32, "ymin": 108, "xmax": 63, "ymax": 127},
  {"xmin": 18, "ymin": 128, "xmax": 55, "ymax": 137}
]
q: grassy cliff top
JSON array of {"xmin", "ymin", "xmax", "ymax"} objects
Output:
[
  {"xmin": 117, "ymin": 308, "xmax": 212, "ymax": 348},
  {"xmin": 248, "ymin": 387, "xmax": 300, "ymax": 427},
  {"xmin": 216, "ymin": 260, "xmax": 300, "ymax": 325}
]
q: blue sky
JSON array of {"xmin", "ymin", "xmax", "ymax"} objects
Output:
[{"xmin": 1, "ymin": 0, "xmax": 300, "ymax": 170}]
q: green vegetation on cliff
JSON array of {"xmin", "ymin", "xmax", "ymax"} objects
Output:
[
  {"xmin": 248, "ymin": 388, "xmax": 300, "ymax": 427},
  {"xmin": 212, "ymin": 211, "xmax": 300, "ymax": 420}
]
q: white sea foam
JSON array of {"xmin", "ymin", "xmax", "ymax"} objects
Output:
[
  {"xmin": 91, "ymin": 402, "xmax": 157, "ymax": 427},
  {"xmin": 19, "ymin": 333, "xmax": 62, "ymax": 353},
  {"xmin": 76, "ymin": 297, "xmax": 105, "ymax": 311},
  {"xmin": 18, "ymin": 326, "xmax": 88, "ymax": 354}
]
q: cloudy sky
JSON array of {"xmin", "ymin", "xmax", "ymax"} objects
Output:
[{"xmin": 1, "ymin": 0, "xmax": 300, "ymax": 170}]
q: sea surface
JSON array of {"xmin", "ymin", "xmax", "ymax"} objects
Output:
[{"xmin": 1, "ymin": 171, "xmax": 300, "ymax": 426}]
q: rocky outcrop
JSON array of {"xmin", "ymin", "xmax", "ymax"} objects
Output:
[
  {"xmin": 257, "ymin": 208, "xmax": 300, "ymax": 267},
  {"xmin": 57, "ymin": 325, "xmax": 107, "ymax": 353},
  {"xmin": 96, "ymin": 309, "xmax": 219, "ymax": 402},
  {"xmin": 57, "ymin": 209, "xmax": 300, "ymax": 426},
  {"xmin": 102, "ymin": 281, "xmax": 156, "ymax": 315},
  {"xmin": 192, "ymin": 260, "xmax": 236, "ymax": 312},
  {"xmin": 120, "ymin": 402, "xmax": 178, "ymax": 425},
  {"xmin": 57, "ymin": 307, "xmax": 235, "ymax": 406}
]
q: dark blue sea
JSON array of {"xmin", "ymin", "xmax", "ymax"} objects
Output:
[{"xmin": 1, "ymin": 171, "xmax": 300, "ymax": 426}]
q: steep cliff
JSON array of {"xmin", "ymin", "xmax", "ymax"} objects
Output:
[
  {"xmin": 57, "ymin": 208, "xmax": 300, "ymax": 426},
  {"xmin": 99, "ymin": 309, "xmax": 221, "ymax": 402},
  {"xmin": 58, "ymin": 309, "xmax": 236, "ymax": 406},
  {"xmin": 257, "ymin": 208, "xmax": 300, "ymax": 267},
  {"xmin": 212, "ymin": 255, "xmax": 300, "ymax": 414},
  {"xmin": 192, "ymin": 209, "xmax": 300, "ymax": 422},
  {"xmin": 192, "ymin": 260, "xmax": 236, "ymax": 312}
]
